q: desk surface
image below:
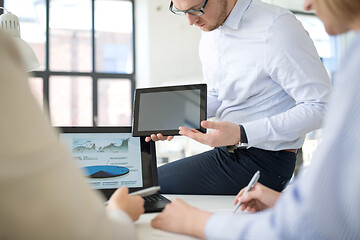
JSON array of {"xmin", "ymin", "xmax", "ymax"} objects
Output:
[{"xmin": 136, "ymin": 195, "xmax": 235, "ymax": 240}]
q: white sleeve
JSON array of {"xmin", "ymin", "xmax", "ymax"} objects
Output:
[
  {"xmin": 243, "ymin": 14, "xmax": 332, "ymax": 147},
  {"xmin": 207, "ymin": 88, "xmax": 222, "ymax": 118},
  {"xmin": 0, "ymin": 33, "xmax": 137, "ymax": 240}
]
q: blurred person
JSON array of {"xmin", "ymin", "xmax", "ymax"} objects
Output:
[
  {"xmin": 151, "ymin": 0, "xmax": 360, "ymax": 238},
  {"xmin": 148, "ymin": 0, "xmax": 331, "ymax": 195},
  {"xmin": 0, "ymin": 31, "xmax": 144, "ymax": 239}
]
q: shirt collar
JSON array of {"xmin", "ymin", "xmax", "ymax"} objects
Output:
[{"xmin": 223, "ymin": 0, "xmax": 252, "ymax": 30}]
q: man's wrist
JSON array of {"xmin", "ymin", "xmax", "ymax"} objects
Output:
[{"xmin": 236, "ymin": 125, "xmax": 248, "ymax": 148}]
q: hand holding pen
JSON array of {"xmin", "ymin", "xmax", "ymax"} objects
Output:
[
  {"xmin": 234, "ymin": 175, "xmax": 282, "ymax": 213},
  {"xmin": 233, "ymin": 171, "xmax": 260, "ymax": 213}
]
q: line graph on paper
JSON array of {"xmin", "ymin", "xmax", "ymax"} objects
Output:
[{"xmin": 72, "ymin": 138, "xmax": 129, "ymax": 154}]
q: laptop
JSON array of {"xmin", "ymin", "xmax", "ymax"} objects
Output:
[{"xmin": 58, "ymin": 126, "xmax": 170, "ymax": 213}]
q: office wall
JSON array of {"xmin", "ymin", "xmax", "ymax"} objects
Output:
[
  {"xmin": 135, "ymin": 0, "xmax": 308, "ymax": 89},
  {"xmin": 135, "ymin": 0, "xmax": 203, "ymax": 89},
  {"xmin": 263, "ymin": 0, "xmax": 305, "ymax": 11}
]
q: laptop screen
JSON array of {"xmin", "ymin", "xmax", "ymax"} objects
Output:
[{"xmin": 58, "ymin": 127, "xmax": 158, "ymax": 198}]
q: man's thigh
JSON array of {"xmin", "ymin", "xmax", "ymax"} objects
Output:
[
  {"xmin": 158, "ymin": 147, "xmax": 296, "ymax": 194},
  {"xmin": 158, "ymin": 147, "xmax": 257, "ymax": 194}
]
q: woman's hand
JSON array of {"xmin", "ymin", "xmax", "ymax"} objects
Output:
[
  {"xmin": 107, "ymin": 187, "xmax": 145, "ymax": 221},
  {"xmin": 234, "ymin": 183, "xmax": 281, "ymax": 213}
]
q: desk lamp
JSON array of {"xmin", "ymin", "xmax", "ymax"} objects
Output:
[{"xmin": 0, "ymin": 7, "xmax": 39, "ymax": 71}]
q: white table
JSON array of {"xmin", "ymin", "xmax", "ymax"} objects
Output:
[{"xmin": 136, "ymin": 195, "xmax": 236, "ymax": 240}]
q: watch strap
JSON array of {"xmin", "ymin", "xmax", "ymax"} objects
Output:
[
  {"xmin": 239, "ymin": 125, "xmax": 248, "ymax": 144},
  {"xmin": 236, "ymin": 125, "xmax": 248, "ymax": 148}
]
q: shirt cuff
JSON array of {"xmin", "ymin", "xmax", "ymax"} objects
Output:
[
  {"xmin": 204, "ymin": 211, "xmax": 276, "ymax": 240},
  {"xmin": 242, "ymin": 119, "xmax": 268, "ymax": 147},
  {"xmin": 106, "ymin": 208, "xmax": 134, "ymax": 225}
]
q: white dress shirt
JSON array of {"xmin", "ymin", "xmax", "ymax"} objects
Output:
[
  {"xmin": 0, "ymin": 32, "xmax": 137, "ymax": 239},
  {"xmin": 200, "ymin": 0, "xmax": 331, "ymax": 150},
  {"xmin": 205, "ymin": 31, "xmax": 360, "ymax": 240}
]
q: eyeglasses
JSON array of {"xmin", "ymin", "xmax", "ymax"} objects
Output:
[{"xmin": 169, "ymin": 0, "xmax": 208, "ymax": 16}]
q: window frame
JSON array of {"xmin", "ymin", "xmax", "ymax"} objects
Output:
[{"xmin": 1, "ymin": 0, "xmax": 136, "ymax": 126}]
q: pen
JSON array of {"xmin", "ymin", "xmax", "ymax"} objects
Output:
[
  {"xmin": 129, "ymin": 186, "xmax": 161, "ymax": 197},
  {"xmin": 105, "ymin": 186, "xmax": 161, "ymax": 205},
  {"xmin": 233, "ymin": 171, "xmax": 260, "ymax": 213}
]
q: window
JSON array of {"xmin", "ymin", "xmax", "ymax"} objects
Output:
[
  {"xmin": 294, "ymin": 11, "xmax": 339, "ymax": 81},
  {"xmin": 293, "ymin": 11, "xmax": 340, "ymax": 171},
  {"xmin": 2, "ymin": 0, "xmax": 135, "ymax": 126}
]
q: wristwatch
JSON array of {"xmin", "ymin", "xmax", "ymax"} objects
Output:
[{"xmin": 236, "ymin": 125, "xmax": 248, "ymax": 148}]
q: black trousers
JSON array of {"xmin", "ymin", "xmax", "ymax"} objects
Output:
[{"xmin": 158, "ymin": 147, "xmax": 296, "ymax": 195}]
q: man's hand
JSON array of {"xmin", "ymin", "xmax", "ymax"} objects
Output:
[
  {"xmin": 151, "ymin": 198, "xmax": 212, "ymax": 238},
  {"xmin": 106, "ymin": 187, "xmax": 145, "ymax": 221},
  {"xmin": 179, "ymin": 120, "xmax": 241, "ymax": 147},
  {"xmin": 234, "ymin": 183, "xmax": 281, "ymax": 213},
  {"xmin": 145, "ymin": 133, "xmax": 174, "ymax": 142}
]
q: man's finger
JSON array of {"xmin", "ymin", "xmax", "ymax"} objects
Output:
[
  {"xmin": 179, "ymin": 127, "xmax": 207, "ymax": 144},
  {"xmin": 156, "ymin": 133, "xmax": 167, "ymax": 140},
  {"xmin": 179, "ymin": 127, "xmax": 201, "ymax": 136},
  {"xmin": 234, "ymin": 187, "xmax": 246, "ymax": 204},
  {"xmin": 201, "ymin": 120, "xmax": 222, "ymax": 130},
  {"xmin": 190, "ymin": 128, "xmax": 201, "ymax": 134},
  {"xmin": 178, "ymin": 126, "xmax": 191, "ymax": 136},
  {"xmin": 240, "ymin": 190, "xmax": 259, "ymax": 203},
  {"xmin": 150, "ymin": 134, "xmax": 159, "ymax": 141}
]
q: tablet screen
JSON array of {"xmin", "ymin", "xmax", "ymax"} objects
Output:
[{"xmin": 132, "ymin": 84, "xmax": 207, "ymax": 137}]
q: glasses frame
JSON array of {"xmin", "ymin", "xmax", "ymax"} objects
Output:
[{"xmin": 169, "ymin": 0, "xmax": 209, "ymax": 16}]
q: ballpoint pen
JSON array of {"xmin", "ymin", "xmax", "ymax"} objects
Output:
[
  {"xmin": 105, "ymin": 186, "xmax": 161, "ymax": 205},
  {"xmin": 233, "ymin": 171, "xmax": 260, "ymax": 213},
  {"xmin": 129, "ymin": 186, "xmax": 161, "ymax": 197}
]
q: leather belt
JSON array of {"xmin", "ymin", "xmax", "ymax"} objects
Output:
[
  {"xmin": 283, "ymin": 149, "xmax": 298, "ymax": 153},
  {"xmin": 227, "ymin": 146, "xmax": 298, "ymax": 153}
]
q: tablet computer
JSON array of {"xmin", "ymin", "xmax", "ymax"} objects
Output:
[{"xmin": 132, "ymin": 84, "xmax": 207, "ymax": 137}]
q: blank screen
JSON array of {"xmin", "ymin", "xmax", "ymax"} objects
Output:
[{"xmin": 138, "ymin": 89, "xmax": 201, "ymax": 131}]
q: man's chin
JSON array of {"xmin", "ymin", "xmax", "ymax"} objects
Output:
[
  {"xmin": 200, "ymin": 27, "xmax": 210, "ymax": 32},
  {"xmin": 200, "ymin": 25, "xmax": 217, "ymax": 32}
]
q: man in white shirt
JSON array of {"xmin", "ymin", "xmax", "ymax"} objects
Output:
[
  {"xmin": 148, "ymin": 0, "xmax": 332, "ymax": 194},
  {"xmin": 0, "ymin": 31, "xmax": 144, "ymax": 239},
  {"xmin": 151, "ymin": 0, "xmax": 360, "ymax": 238}
]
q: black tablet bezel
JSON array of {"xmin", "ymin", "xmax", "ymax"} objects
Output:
[
  {"xmin": 57, "ymin": 126, "xmax": 158, "ymax": 199},
  {"xmin": 132, "ymin": 84, "xmax": 207, "ymax": 137}
]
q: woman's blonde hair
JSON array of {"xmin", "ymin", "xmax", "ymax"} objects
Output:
[
  {"xmin": 0, "ymin": 31, "xmax": 23, "ymax": 67},
  {"xmin": 319, "ymin": 0, "xmax": 360, "ymax": 22}
]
